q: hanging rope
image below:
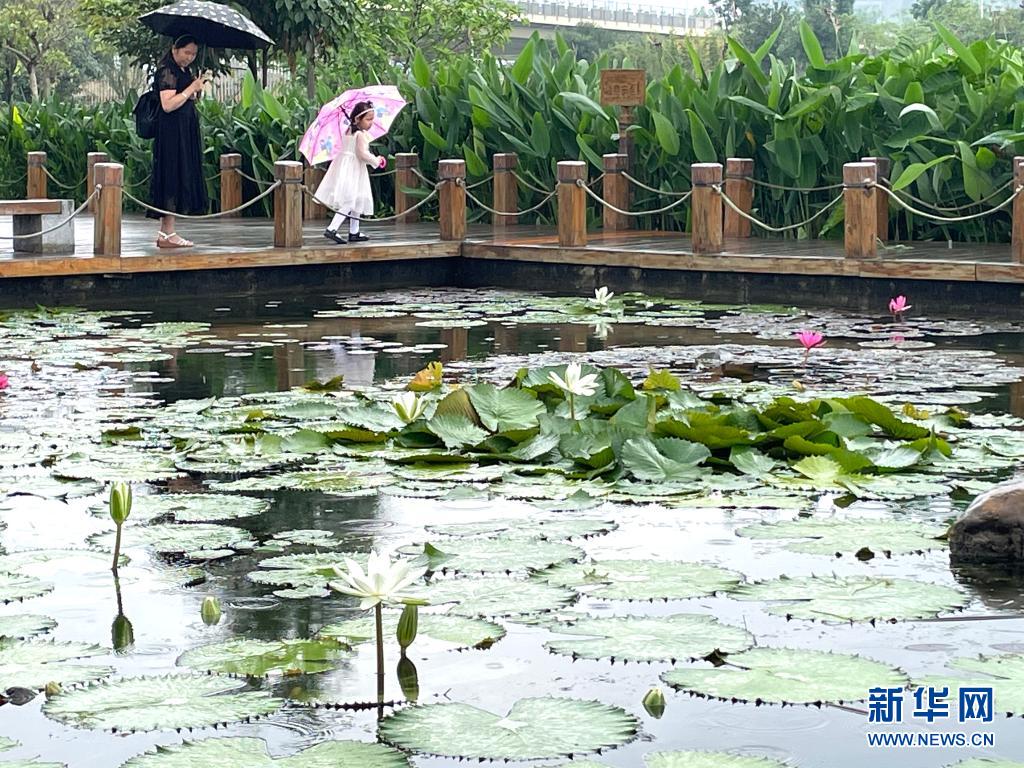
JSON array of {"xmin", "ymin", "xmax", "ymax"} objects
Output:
[
  {"xmin": 745, "ymin": 176, "xmax": 845, "ymax": 193},
  {"xmin": 874, "ymin": 183, "xmax": 1024, "ymax": 223},
  {"xmin": 511, "ymin": 171, "xmax": 552, "ymax": 196},
  {"xmin": 42, "ymin": 166, "xmax": 87, "ymax": 191},
  {"xmin": 716, "ymin": 185, "xmax": 844, "ymax": 233},
  {"xmin": 458, "ymin": 179, "xmax": 556, "ymax": 216},
  {"xmin": 882, "ymin": 177, "xmax": 1015, "ymax": 213},
  {"xmin": 411, "ymin": 167, "xmax": 437, "ymax": 187},
  {"xmin": 306, "ymin": 182, "xmax": 441, "ymax": 222},
  {"xmin": 122, "ymin": 182, "xmax": 281, "ymax": 219},
  {"xmin": 621, "ymin": 172, "xmax": 691, "ymax": 198},
  {"xmin": 124, "ymin": 174, "xmax": 152, "ymax": 189},
  {"xmin": 575, "ymin": 179, "xmax": 692, "ymax": 216},
  {"xmin": 233, "ymin": 168, "xmax": 277, "ymax": 187},
  {"xmin": 0, "ymin": 189, "xmax": 97, "ymax": 240}
]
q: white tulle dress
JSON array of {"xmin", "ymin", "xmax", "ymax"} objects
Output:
[{"xmin": 314, "ymin": 131, "xmax": 381, "ymax": 215}]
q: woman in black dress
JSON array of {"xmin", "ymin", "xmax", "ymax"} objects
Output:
[{"xmin": 149, "ymin": 35, "xmax": 210, "ymax": 249}]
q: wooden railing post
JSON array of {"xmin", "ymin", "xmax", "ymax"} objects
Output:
[
  {"xmin": 438, "ymin": 159, "xmax": 466, "ymax": 241},
  {"xmin": 86, "ymin": 152, "xmax": 108, "ymax": 213},
  {"xmin": 219, "ymin": 153, "xmax": 242, "ymax": 217},
  {"xmin": 93, "ymin": 163, "xmax": 123, "ymax": 257},
  {"xmin": 1013, "ymin": 156, "xmax": 1024, "ymax": 264},
  {"xmin": 27, "ymin": 152, "xmax": 46, "ymax": 199},
  {"xmin": 692, "ymin": 162, "xmax": 723, "ymax": 254},
  {"xmin": 557, "ymin": 161, "xmax": 587, "ymax": 247},
  {"xmin": 862, "ymin": 156, "xmax": 890, "ymax": 243},
  {"xmin": 492, "ymin": 153, "xmax": 518, "ymax": 228},
  {"xmin": 273, "ymin": 160, "xmax": 304, "ymax": 248},
  {"xmin": 303, "ymin": 165, "xmax": 327, "ymax": 221},
  {"xmin": 724, "ymin": 158, "xmax": 754, "ymax": 238},
  {"xmin": 843, "ymin": 162, "xmax": 878, "ymax": 260},
  {"xmin": 395, "ymin": 153, "xmax": 420, "ymax": 225},
  {"xmin": 602, "ymin": 153, "xmax": 630, "ymax": 232}
]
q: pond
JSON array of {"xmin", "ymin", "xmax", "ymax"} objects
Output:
[{"xmin": 1, "ymin": 286, "xmax": 1024, "ymax": 768}]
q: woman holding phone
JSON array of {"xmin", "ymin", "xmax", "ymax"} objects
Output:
[{"xmin": 149, "ymin": 34, "xmax": 210, "ymax": 249}]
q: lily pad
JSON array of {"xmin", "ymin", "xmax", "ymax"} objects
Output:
[
  {"xmin": 535, "ymin": 560, "xmax": 741, "ymax": 601},
  {"xmin": 737, "ymin": 517, "xmax": 947, "ymax": 556},
  {"xmin": 920, "ymin": 654, "xmax": 1024, "ymax": 716},
  {"xmin": 545, "ymin": 614, "xmax": 753, "ymax": 662},
  {"xmin": 42, "ymin": 674, "xmax": 283, "ymax": 732},
  {"xmin": 730, "ymin": 575, "xmax": 968, "ymax": 622},
  {"xmin": 662, "ymin": 647, "xmax": 907, "ymax": 704},
  {"xmin": 418, "ymin": 577, "xmax": 577, "ymax": 617},
  {"xmin": 177, "ymin": 637, "xmax": 351, "ymax": 677},
  {"xmin": 248, "ymin": 552, "xmax": 359, "ymax": 591},
  {"xmin": 88, "ymin": 523, "xmax": 257, "ymax": 560},
  {"xmin": 0, "ymin": 639, "xmax": 113, "ymax": 690},
  {"xmin": 425, "ymin": 518, "xmax": 617, "ymax": 541},
  {"xmin": 90, "ymin": 494, "xmax": 269, "ymax": 524},
  {"xmin": 0, "ymin": 736, "xmax": 18, "ymax": 750},
  {"xmin": 321, "ymin": 612, "xmax": 506, "ymax": 651},
  {"xmin": 378, "ymin": 697, "xmax": 638, "ymax": 760},
  {"xmin": 646, "ymin": 752, "xmax": 790, "ymax": 768},
  {"xmin": 403, "ymin": 539, "xmax": 583, "ymax": 574},
  {"xmin": 121, "ymin": 737, "xmax": 409, "ymax": 768},
  {"xmin": 0, "ymin": 572, "xmax": 53, "ymax": 603},
  {"xmin": 0, "ymin": 614, "xmax": 57, "ymax": 639}
]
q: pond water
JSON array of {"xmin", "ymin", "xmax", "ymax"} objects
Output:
[{"xmin": 1, "ymin": 287, "xmax": 1024, "ymax": 768}]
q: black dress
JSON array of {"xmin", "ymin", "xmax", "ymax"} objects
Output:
[{"xmin": 147, "ymin": 59, "xmax": 209, "ymax": 220}]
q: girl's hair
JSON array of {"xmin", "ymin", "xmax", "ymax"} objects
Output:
[
  {"xmin": 348, "ymin": 101, "xmax": 374, "ymax": 133},
  {"xmin": 172, "ymin": 35, "xmax": 198, "ymax": 50}
]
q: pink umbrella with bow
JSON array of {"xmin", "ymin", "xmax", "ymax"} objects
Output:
[{"xmin": 300, "ymin": 85, "xmax": 407, "ymax": 166}]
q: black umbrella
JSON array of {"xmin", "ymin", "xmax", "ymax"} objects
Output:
[{"xmin": 139, "ymin": 0, "xmax": 274, "ymax": 50}]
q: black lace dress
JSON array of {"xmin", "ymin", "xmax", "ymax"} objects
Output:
[{"xmin": 147, "ymin": 60, "xmax": 209, "ymax": 220}]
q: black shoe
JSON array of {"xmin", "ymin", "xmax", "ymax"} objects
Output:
[
  {"xmin": 347, "ymin": 232, "xmax": 369, "ymax": 243},
  {"xmin": 323, "ymin": 229, "xmax": 346, "ymax": 245}
]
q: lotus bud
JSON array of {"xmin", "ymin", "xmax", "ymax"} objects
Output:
[
  {"xmin": 108, "ymin": 482, "xmax": 132, "ymax": 526},
  {"xmin": 111, "ymin": 613, "xmax": 134, "ymax": 653},
  {"xmin": 44, "ymin": 681, "xmax": 61, "ymax": 697},
  {"xmin": 642, "ymin": 687, "xmax": 666, "ymax": 719},
  {"xmin": 201, "ymin": 596, "xmax": 222, "ymax": 626},
  {"xmin": 397, "ymin": 603, "xmax": 419, "ymax": 651},
  {"xmin": 397, "ymin": 655, "xmax": 419, "ymax": 701}
]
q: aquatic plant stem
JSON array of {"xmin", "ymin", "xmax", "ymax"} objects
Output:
[
  {"xmin": 568, "ymin": 391, "xmax": 576, "ymax": 421},
  {"xmin": 111, "ymin": 522, "xmax": 123, "ymax": 575},
  {"xmin": 375, "ymin": 602, "xmax": 385, "ymax": 703}
]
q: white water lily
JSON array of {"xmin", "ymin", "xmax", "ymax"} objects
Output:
[
  {"xmin": 586, "ymin": 286, "xmax": 615, "ymax": 309},
  {"xmin": 591, "ymin": 319, "xmax": 614, "ymax": 340},
  {"xmin": 548, "ymin": 362, "xmax": 599, "ymax": 398},
  {"xmin": 392, "ymin": 391, "xmax": 427, "ymax": 424},
  {"xmin": 331, "ymin": 550, "xmax": 426, "ymax": 610}
]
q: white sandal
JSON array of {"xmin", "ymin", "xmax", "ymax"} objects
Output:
[{"xmin": 156, "ymin": 231, "xmax": 193, "ymax": 249}]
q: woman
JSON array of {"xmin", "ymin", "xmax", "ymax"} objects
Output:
[{"xmin": 149, "ymin": 35, "xmax": 210, "ymax": 249}]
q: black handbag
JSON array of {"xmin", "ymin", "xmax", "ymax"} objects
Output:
[{"xmin": 133, "ymin": 88, "xmax": 160, "ymax": 140}]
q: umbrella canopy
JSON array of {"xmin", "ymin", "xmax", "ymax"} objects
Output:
[
  {"xmin": 300, "ymin": 86, "xmax": 408, "ymax": 166},
  {"xmin": 140, "ymin": 0, "xmax": 273, "ymax": 50}
]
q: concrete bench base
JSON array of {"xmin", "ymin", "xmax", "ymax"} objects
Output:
[{"xmin": 10, "ymin": 200, "xmax": 76, "ymax": 255}]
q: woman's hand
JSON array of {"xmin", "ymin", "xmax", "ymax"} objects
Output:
[{"xmin": 189, "ymin": 75, "xmax": 209, "ymax": 95}]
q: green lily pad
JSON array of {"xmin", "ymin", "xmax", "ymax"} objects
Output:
[
  {"xmin": 0, "ymin": 639, "xmax": 113, "ymax": 690},
  {"xmin": 260, "ymin": 530, "xmax": 342, "ymax": 549},
  {"xmin": 535, "ymin": 560, "xmax": 741, "ymax": 601},
  {"xmin": 0, "ymin": 572, "xmax": 53, "ymax": 603},
  {"xmin": 425, "ymin": 518, "xmax": 616, "ymax": 541},
  {"xmin": 248, "ymin": 552, "xmax": 359, "ymax": 591},
  {"xmin": 0, "ymin": 736, "xmax": 18, "ymax": 751},
  {"xmin": 662, "ymin": 647, "xmax": 907, "ymax": 704},
  {"xmin": 53, "ymin": 448, "xmax": 181, "ymax": 483},
  {"xmin": 402, "ymin": 539, "xmax": 583, "ymax": 574},
  {"xmin": 90, "ymin": 494, "xmax": 269, "ymax": 523},
  {"xmin": 211, "ymin": 471, "xmax": 391, "ymax": 496},
  {"xmin": 920, "ymin": 654, "xmax": 1024, "ymax": 716},
  {"xmin": 646, "ymin": 752, "xmax": 790, "ymax": 768},
  {"xmin": 43, "ymin": 674, "xmax": 283, "ymax": 732},
  {"xmin": 545, "ymin": 614, "xmax": 753, "ymax": 662},
  {"xmin": 737, "ymin": 517, "xmax": 947, "ymax": 556},
  {"xmin": 121, "ymin": 737, "xmax": 410, "ymax": 768},
  {"xmin": 378, "ymin": 697, "xmax": 639, "ymax": 760},
  {"xmin": 730, "ymin": 574, "xmax": 968, "ymax": 622},
  {"xmin": 947, "ymin": 761, "xmax": 1024, "ymax": 768},
  {"xmin": 321, "ymin": 612, "xmax": 506, "ymax": 651},
  {"xmin": 418, "ymin": 577, "xmax": 577, "ymax": 617},
  {"xmin": 177, "ymin": 638, "xmax": 351, "ymax": 677},
  {"xmin": 0, "ymin": 614, "xmax": 57, "ymax": 639},
  {"xmin": 88, "ymin": 523, "xmax": 257, "ymax": 560},
  {"xmin": 467, "ymin": 384, "xmax": 546, "ymax": 432}
]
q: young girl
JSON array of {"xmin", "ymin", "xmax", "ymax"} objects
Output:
[{"xmin": 315, "ymin": 100, "xmax": 387, "ymax": 244}]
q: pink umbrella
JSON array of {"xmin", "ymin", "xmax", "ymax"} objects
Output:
[{"xmin": 300, "ymin": 85, "xmax": 407, "ymax": 166}]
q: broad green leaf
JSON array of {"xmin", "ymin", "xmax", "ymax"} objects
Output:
[
  {"xmin": 400, "ymin": 538, "xmax": 582, "ymax": 574},
  {"xmin": 510, "ymin": 36, "xmax": 536, "ymax": 84},
  {"xmin": 415, "ymin": 577, "xmax": 576, "ymax": 617},
  {"xmin": 737, "ymin": 517, "xmax": 947, "ymax": 556},
  {"xmin": 729, "ymin": 447, "xmax": 779, "ymax": 478},
  {"xmin": 891, "ymin": 155, "xmax": 955, "ymax": 190},
  {"xmin": 799, "ymin": 20, "xmax": 826, "ymax": 69},
  {"xmin": 427, "ymin": 414, "xmax": 489, "ymax": 450},
  {"xmin": 0, "ymin": 614, "xmax": 57, "ymax": 640},
  {"xmin": 411, "ymin": 50, "xmax": 431, "ymax": 88},
  {"xmin": 687, "ymin": 110, "xmax": 717, "ymax": 162},
  {"xmin": 646, "ymin": 752, "xmax": 790, "ymax": 768},
  {"xmin": 467, "ymin": 384, "xmax": 546, "ymax": 433},
  {"xmin": 621, "ymin": 438, "xmax": 703, "ymax": 483},
  {"xmin": 652, "ymin": 111, "xmax": 680, "ymax": 156},
  {"xmin": 122, "ymin": 738, "xmax": 409, "ymax": 768},
  {"xmin": 899, "ymin": 103, "xmax": 942, "ymax": 132},
  {"xmin": 0, "ymin": 640, "xmax": 112, "ymax": 690},
  {"xmin": 920, "ymin": 655, "xmax": 1024, "ymax": 716},
  {"xmin": 535, "ymin": 559, "xmax": 740, "ymax": 601},
  {"xmin": 177, "ymin": 638, "xmax": 351, "ymax": 677},
  {"xmin": 0, "ymin": 572, "xmax": 53, "ymax": 603},
  {"xmin": 321, "ymin": 612, "xmax": 505, "ymax": 651},
  {"xmin": 934, "ymin": 21, "xmax": 982, "ymax": 75}
]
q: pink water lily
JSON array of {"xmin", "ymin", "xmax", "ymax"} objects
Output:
[
  {"xmin": 889, "ymin": 295, "xmax": 912, "ymax": 318},
  {"xmin": 796, "ymin": 330, "xmax": 824, "ymax": 366},
  {"xmin": 0, "ymin": 373, "xmax": 7, "ymax": 390}
]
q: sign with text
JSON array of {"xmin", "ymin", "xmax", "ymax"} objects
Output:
[{"xmin": 599, "ymin": 69, "xmax": 646, "ymax": 107}]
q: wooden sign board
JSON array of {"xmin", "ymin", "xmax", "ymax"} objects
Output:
[{"xmin": 600, "ymin": 69, "xmax": 646, "ymax": 107}]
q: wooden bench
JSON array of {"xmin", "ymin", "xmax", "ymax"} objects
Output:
[{"xmin": 0, "ymin": 199, "xmax": 75, "ymax": 254}]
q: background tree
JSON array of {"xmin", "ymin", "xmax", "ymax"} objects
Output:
[
  {"xmin": 0, "ymin": 0, "xmax": 96, "ymax": 100},
  {"xmin": 78, "ymin": 0, "xmax": 167, "ymax": 68}
]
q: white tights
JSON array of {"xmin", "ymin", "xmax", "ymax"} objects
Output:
[{"xmin": 329, "ymin": 212, "xmax": 360, "ymax": 235}]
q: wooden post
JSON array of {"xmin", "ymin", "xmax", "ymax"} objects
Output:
[
  {"xmin": 843, "ymin": 162, "xmax": 878, "ymax": 260},
  {"xmin": 92, "ymin": 163, "xmax": 123, "ymax": 257},
  {"xmin": 438, "ymin": 159, "xmax": 466, "ymax": 241},
  {"xmin": 27, "ymin": 152, "xmax": 46, "ymax": 199},
  {"xmin": 86, "ymin": 152, "xmax": 108, "ymax": 213},
  {"xmin": 395, "ymin": 153, "xmax": 420, "ymax": 225},
  {"xmin": 862, "ymin": 156, "xmax": 890, "ymax": 243},
  {"xmin": 557, "ymin": 161, "xmax": 588, "ymax": 247},
  {"xmin": 1013, "ymin": 157, "xmax": 1024, "ymax": 264},
  {"xmin": 602, "ymin": 153, "xmax": 630, "ymax": 232},
  {"xmin": 273, "ymin": 161, "xmax": 304, "ymax": 248},
  {"xmin": 691, "ymin": 162, "xmax": 723, "ymax": 254},
  {"xmin": 303, "ymin": 165, "xmax": 327, "ymax": 220},
  {"xmin": 220, "ymin": 153, "xmax": 243, "ymax": 218},
  {"xmin": 724, "ymin": 158, "xmax": 754, "ymax": 238},
  {"xmin": 492, "ymin": 153, "xmax": 518, "ymax": 228}
]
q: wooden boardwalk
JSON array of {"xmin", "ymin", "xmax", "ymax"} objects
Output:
[{"xmin": 1, "ymin": 214, "xmax": 1022, "ymax": 284}]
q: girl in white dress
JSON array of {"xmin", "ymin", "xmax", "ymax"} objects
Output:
[{"xmin": 315, "ymin": 100, "xmax": 387, "ymax": 244}]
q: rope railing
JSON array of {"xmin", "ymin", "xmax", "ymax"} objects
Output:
[
  {"xmin": 622, "ymin": 172, "xmax": 691, "ymax": 198},
  {"xmin": 458, "ymin": 178, "xmax": 556, "ymax": 216},
  {"xmin": 0, "ymin": 188, "xmax": 97, "ymax": 240},
  {"xmin": 122, "ymin": 181, "xmax": 281, "ymax": 220},
  {"xmin": 303, "ymin": 181, "xmax": 442, "ymax": 223},
  {"xmin": 512, "ymin": 171, "xmax": 552, "ymax": 196},
  {"xmin": 716, "ymin": 185, "xmax": 844, "ymax": 234},
  {"xmin": 575, "ymin": 178, "xmax": 692, "ymax": 216},
  {"xmin": 883, "ymin": 177, "xmax": 1015, "ymax": 214},
  {"xmin": 233, "ymin": 167, "xmax": 277, "ymax": 188},
  {"xmin": 42, "ymin": 166, "xmax": 87, "ymax": 191},
  {"xmin": 744, "ymin": 176, "xmax": 845, "ymax": 193},
  {"xmin": 874, "ymin": 182, "xmax": 1024, "ymax": 224}
]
